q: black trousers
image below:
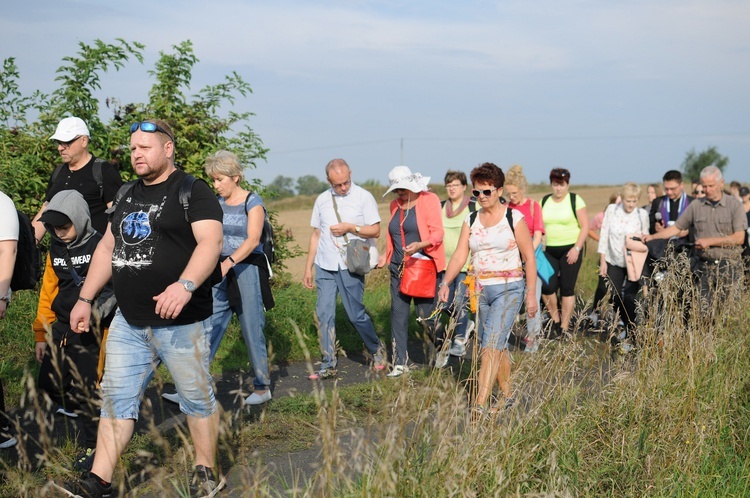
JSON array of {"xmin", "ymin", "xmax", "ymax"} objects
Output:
[
  {"xmin": 605, "ymin": 264, "xmax": 639, "ymax": 333},
  {"xmin": 37, "ymin": 322, "xmax": 101, "ymax": 449}
]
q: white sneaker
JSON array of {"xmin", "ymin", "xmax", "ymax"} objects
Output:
[
  {"xmin": 434, "ymin": 351, "xmax": 449, "ymax": 369},
  {"xmin": 448, "ymin": 337, "xmax": 467, "ymax": 357},
  {"xmin": 55, "ymin": 406, "xmax": 78, "ymax": 418},
  {"xmin": 161, "ymin": 392, "xmax": 181, "ymax": 404},
  {"xmin": 0, "ymin": 427, "xmax": 17, "ymax": 449},
  {"xmin": 244, "ymin": 390, "xmax": 272, "ymax": 405},
  {"xmin": 387, "ymin": 365, "xmax": 410, "ymax": 378},
  {"xmin": 465, "ymin": 320, "xmax": 475, "ymax": 338}
]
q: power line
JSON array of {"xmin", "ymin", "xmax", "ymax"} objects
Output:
[{"xmin": 271, "ymin": 131, "xmax": 750, "ymax": 155}]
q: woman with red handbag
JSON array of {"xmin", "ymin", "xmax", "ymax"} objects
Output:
[
  {"xmin": 380, "ymin": 166, "xmax": 445, "ymax": 377},
  {"xmin": 438, "ymin": 163, "xmax": 537, "ymax": 415}
]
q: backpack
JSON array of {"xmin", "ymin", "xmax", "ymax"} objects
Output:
[
  {"xmin": 112, "ymin": 174, "xmax": 196, "ymax": 223},
  {"xmin": 244, "ymin": 193, "xmax": 276, "ymax": 265},
  {"xmin": 541, "ymin": 192, "xmax": 578, "ymax": 221},
  {"xmin": 51, "ymin": 158, "xmax": 106, "ymax": 200},
  {"xmin": 441, "ymin": 199, "xmax": 477, "ymax": 213},
  {"xmin": 11, "ymin": 210, "xmax": 43, "ymax": 291}
]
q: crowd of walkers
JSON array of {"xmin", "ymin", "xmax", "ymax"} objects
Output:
[{"xmin": 0, "ymin": 115, "xmax": 749, "ymax": 496}]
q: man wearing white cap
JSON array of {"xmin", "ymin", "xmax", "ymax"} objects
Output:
[
  {"xmin": 303, "ymin": 158, "xmax": 386, "ymax": 379},
  {"xmin": 32, "ymin": 116, "xmax": 122, "ymax": 243}
]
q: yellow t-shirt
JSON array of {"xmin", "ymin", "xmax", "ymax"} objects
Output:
[
  {"xmin": 541, "ymin": 193, "xmax": 586, "ymax": 247},
  {"xmin": 442, "ymin": 200, "xmax": 473, "ymax": 272}
]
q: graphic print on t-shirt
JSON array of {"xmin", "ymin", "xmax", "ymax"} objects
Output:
[{"xmin": 113, "ymin": 196, "xmax": 165, "ymax": 269}]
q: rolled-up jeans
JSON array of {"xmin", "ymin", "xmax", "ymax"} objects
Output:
[
  {"xmin": 443, "ymin": 271, "xmax": 470, "ymax": 341},
  {"xmin": 100, "ymin": 310, "xmax": 217, "ymax": 419}
]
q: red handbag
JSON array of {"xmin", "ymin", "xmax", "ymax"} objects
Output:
[
  {"xmin": 397, "ymin": 207, "xmax": 437, "ymax": 298},
  {"xmin": 399, "ymin": 256, "xmax": 437, "ymax": 298}
]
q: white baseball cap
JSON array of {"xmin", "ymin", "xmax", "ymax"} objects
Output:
[{"xmin": 49, "ymin": 117, "xmax": 90, "ymax": 142}]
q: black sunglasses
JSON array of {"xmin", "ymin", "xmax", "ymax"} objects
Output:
[
  {"xmin": 472, "ymin": 187, "xmax": 498, "ymax": 198},
  {"xmin": 130, "ymin": 121, "xmax": 174, "ymax": 142}
]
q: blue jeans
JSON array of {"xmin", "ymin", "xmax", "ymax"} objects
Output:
[
  {"xmin": 443, "ymin": 271, "xmax": 470, "ymax": 340},
  {"xmin": 315, "ymin": 264, "xmax": 381, "ymax": 370},
  {"xmin": 477, "ymin": 280, "xmax": 525, "ymax": 350},
  {"xmin": 101, "ymin": 310, "xmax": 217, "ymax": 419},
  {"xmin": 209, "ymin": 263, "xmax": 270, "ymax": 390}
]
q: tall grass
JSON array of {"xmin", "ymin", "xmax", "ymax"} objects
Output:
[{"xmin": 1, "ymin": 254, "xmax": 748, "ymax": 496}]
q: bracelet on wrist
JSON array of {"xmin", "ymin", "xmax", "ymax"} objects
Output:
[
  {"xmin": 78, "ymin": 296, "xmax": 94, "ymax": 305},
  {"xmin": 228, "ymin": 256, "xmax": 237, "ymax": 266}
]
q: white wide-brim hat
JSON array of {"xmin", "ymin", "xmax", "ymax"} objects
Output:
[{"xmin": 382, "ymin": 166, "xmax": 430, "ymax": 197}]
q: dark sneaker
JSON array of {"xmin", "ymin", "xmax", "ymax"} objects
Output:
[
  {"xmin": 189, "ymin": 465, "xmax": 226, "ymax": 498},
  {"xmin": 73, "ymin": 448, "xmax": 96, "ymax": 473},
  {"xmin": 308, "ymin": 368, "xmax": 337, "ymax": 380},
  {"xmin": 0, "ymin": 426, "xmax": 17, "ymax": 449},
  {"xmin": 51, "ymin": 473, "xmax": 113, "ymax": 498}
]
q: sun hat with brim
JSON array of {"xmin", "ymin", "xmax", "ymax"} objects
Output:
[
  {"xmin": 39, "ymin": 210, "xmax": 72, "ymax": 228},
  {"xmin": 382, "ymin": 166, "xmax": 431, "ymax": 197},
  {"xmin": 49, "ymin": 117, "xmax": 90, "ymax": 142}
]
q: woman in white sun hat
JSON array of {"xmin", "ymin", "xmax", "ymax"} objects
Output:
[{"xmin": 380, "ymin": 166, "xmax": 445, "ymax": 377}]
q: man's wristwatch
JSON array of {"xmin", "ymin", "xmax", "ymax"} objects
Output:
[
  {"xmin": 178, "ymin": 279, "xmax": 196, "ymax": 293},
  {"xmin": 355, "ymin": 225, "xmax": 361, "ymax": 234}
]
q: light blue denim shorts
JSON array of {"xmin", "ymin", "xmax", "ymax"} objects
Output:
[
  {"xmin": 477, "ymin": 280, "xmax": 525, "ymax": 350},
  {"xmin": 100, "ymin": 310, "xmax": 217, "ymax": 419}
]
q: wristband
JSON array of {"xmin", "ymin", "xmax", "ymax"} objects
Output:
[
  {"xmin": 573, "ymin": 246, "xmax": 581, "ymax": 252},
  {"xmin": 228, "ymin": 256, "xmax": 236, "ymax": 266},
  {"xmin": 78, "ymin": 296, "xmax": 94, "ymax": 305}
]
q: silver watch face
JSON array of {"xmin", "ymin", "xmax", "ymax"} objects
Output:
[{"xmin": 179, "ymin": 279, "xmax": 196, "ymax": 292}]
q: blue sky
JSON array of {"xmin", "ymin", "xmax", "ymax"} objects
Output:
[{"xmin": 2, "ymin": 0, "xmax": 749, "ymax": 187}]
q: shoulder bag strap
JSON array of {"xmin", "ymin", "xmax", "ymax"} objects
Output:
[{"xmin": 330, "ymin": 191, "xmax": 349, "ymax": 244}]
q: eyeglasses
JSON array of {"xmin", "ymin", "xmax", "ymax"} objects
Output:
[
  {"xmin": 56, "ymin": 136, "xmax": 82, "ymax": 148},
  {"xmin": 471, "ymin": 187, "xmax": 498, "ymax": 198},
  {"xmin": 130, "ymin": 121, "xmax": 174, "ymax": 142},
  {"xmin": 445, "ymin": 183, "xmax": 464, "ymax": 189},
  {"xmin": 329, "ymin": 179, "xmax": 351, "ymax": 189}
]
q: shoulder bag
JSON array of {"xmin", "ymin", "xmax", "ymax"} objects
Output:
[
  {"xmin": 331, "ymin": 192, "xmax": 371, "ymax": 276},
  {"xmin": 397, "ymin": 207, "xmax": 437, "ymax": 298}
]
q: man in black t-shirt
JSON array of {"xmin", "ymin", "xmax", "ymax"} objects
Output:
[
  {"xmin": 32, "ymin": 116, "xmax": 123, "ymax": 241},
  {"xmin": 61, "ymin": 119, "xmax": 225, "ymax": 498}
]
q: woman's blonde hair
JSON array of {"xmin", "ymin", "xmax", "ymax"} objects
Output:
[
  {"xmin": 204, "ymin": 150, "xmax": 244, "ymax": 183},
  {"xmin": 621, "ymin": 182, "xmax": 641, "ymax": 200},
  {"xmin": 505, "ymin": 164, "xmax": 528, "ymax": 191}
]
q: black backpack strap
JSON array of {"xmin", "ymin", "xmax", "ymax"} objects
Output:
[
  {"xmin": 506, "ymin": 206, "xmax": 515, "ymax": 237},
  {"xmin": 110, "ymin": 180, "xmax": 137, "ymax": 214},
  {"xmin": 50, "ymin": 164, "xmax": 65, "ymax": 185},
  {"xmin": 469, "ymin": 210, "xmax": 479, "ymax": 228},
  {"xmin": 179, "ymin": 175, "xmax": 197, "ymax": 223},
  {"xmin": 468, "ymin": 200, "xmax": 476, "ymax": 213},
  {"xmin": 440, "ymin": 199, "xmax": 446, "ymax": 208},
  {"xmin": 570, "ymin": 192, "xmax": 578, "ymax": 221},
  {"xmin": 541, "ymin": 194, "xmax": 551, "ymax": 208}
]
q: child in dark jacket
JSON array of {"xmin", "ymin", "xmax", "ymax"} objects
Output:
[{"xmin": 33, "ymin": 190, "xmax": 116, "ymax": 472}]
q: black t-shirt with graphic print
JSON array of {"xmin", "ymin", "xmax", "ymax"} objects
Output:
[
  {"xmin": 45, "ymin": 156, "xmax": 123, "ymax": 235},
  {"xmin": 109, "ymin": 169, "xmax": 222, "ymax": 326}
]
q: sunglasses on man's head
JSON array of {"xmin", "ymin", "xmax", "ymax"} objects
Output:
[
  {"xmin": 130, "ymin": 122, "xmax": 174, "ymax": 142},
  {"xmin": 472, "ymin": 187, "xmax": 498, "ymax": 198}
]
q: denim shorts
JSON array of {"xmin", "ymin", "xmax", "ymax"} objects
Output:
[
  {"xmin": 100, "ymin": 310, "xmax": 217, "ymax": 419},
  {"xmin": 477, "ymin": 280, "xmax": 525, "ymax": 350}
]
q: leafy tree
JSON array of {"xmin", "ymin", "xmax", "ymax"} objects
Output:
[
  {"xmin": 0, "ymin": 39, "xmax": 303, "ymax": 275},
  {"xmin": 268, "ymin": 175, "xmax": 295, "ymax": 198},
  {"xmin": 296, "ymin": 175, "xmax": 328, "ymax": 196},
  {"xmin": 681, "ymin": 146, "xmax": 729, "ymax": 182}
]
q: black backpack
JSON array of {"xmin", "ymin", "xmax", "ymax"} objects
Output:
[
  {"xmin": 11, "ymin": 210, "xmax": 43, "ymax": 291},
  {"xmin": 50, "ymin": 158, "xmax": 106, "ymax": 200},
  {"xmin": 541, "ymin": 192, "xmax": 578, "ymax": 221},
  {"xmin": 243, "ymin": 193, "xmax": 276, "ymax": 265}
]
